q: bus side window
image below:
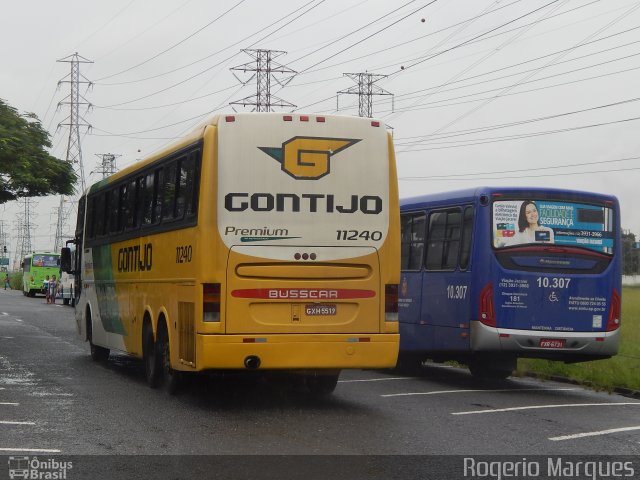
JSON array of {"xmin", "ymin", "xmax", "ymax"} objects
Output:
[
  {"xmin": 76, "ymin": 196, "xmax": 86, "ymax": 237},
  {"xmin": 459, "ymin": 206, "xmax": 474, "ymax": 271},
  {"xmin": 176, "ymin": 155, "xmax": 196, "ymax": 218},
  {"xmin": 151, "ymin": 169, "xmax": 163, "ymax": 224},
  {"xmin": 94, "ymin": 193, "xmax": 106, "ymax": 237},
  {"xmin": 122, "ymin": 179, "xmax": 138, "ymax": 230},
  {"xmin": 87, "ymin": 196, "xmax": 95, "ymax": 239},
  {"xmin": 175, "ymin": 157, "xmax": 190, "ymax": 219},
  {"xmin": 186, "ymin": 150, "xmax": 201, "ymax": 218},
  {"xmin": 107, "ymin": 188, "xmax": 120, "ymax": 234},
  {"xmin": 141, "ymin": 172, "xmax": 154, "ymax": 226},
  {"xmin": 425, "ymin": 209, "xmax": 462, "ymax": 271},
  {"xmin": 443, "ymin": 211, "xmax": 461, "ymax": 270},
  {"xmin": 162, "ymin": 162, "xmax": 178, "ymax": 221},
  {"xmin": 401, "ymin": 212, "xmax": 426, "ymax": 270}
]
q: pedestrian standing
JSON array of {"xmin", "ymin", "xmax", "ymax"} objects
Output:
[{"xmin": 48, "ymin": 275, "xmax": 58, "ymax": 304}]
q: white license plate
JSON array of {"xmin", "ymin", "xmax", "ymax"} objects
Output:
[{"xmin": 305, "ymin": 305, "xmax": 337, "ymax": 316}]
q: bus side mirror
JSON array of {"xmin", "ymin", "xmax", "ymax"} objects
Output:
[{"xmin": 60, "ymin": 248, "xmax": 73, "ymax": 274}]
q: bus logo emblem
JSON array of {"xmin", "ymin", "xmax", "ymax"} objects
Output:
[{"xmin": 259, "ymin": 137, "xmax": 361, "ymax": 180}]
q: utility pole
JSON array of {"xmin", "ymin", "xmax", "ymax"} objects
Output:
[
  {"xmin": 230, "ymin": 49, "xmax": 297, "ymax": 111},
  {"xmin": 55, "ymin": 52, "xmax": 92, "ymax": 251},
  {"xmin": 94, "ymin": 153, "xmax": 120, "ymax": 179},
  {"xmin": 337, "ymin": 73, "xmax": 393, "ymax": 118}
]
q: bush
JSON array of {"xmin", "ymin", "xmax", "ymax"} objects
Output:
[{"xmin": 8, "ymin": 272, "xmax": 22, "ymax": 291}]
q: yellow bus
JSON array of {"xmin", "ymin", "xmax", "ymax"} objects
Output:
[{"xmin": 61, "ymin": 113, "xmax": 400, "ymax": 394}]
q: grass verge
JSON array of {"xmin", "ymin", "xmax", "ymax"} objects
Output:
[{"xmin": 517, "ymin": 286, "xmax": 640, "ymax": 392}]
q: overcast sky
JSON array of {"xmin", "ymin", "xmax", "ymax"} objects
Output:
[{"xmin": 2, "ymin": 0, "xmax": 639, "ymax": 261}]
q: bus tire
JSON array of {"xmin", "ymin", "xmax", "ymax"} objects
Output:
[
  {"xmin": 393, "ymin": 353, "xmax": 424, "ymax": 374},
  {"xmin": 143, "ymin": 321, "xmax": 161, "ymax": 389},
  {"xmin": 305, "ymin": 371, "xmax": 340, "ymax": 396},
  {"xmin": 468, "ymin": 354, "xmax": 515, "ymax": 380},
  {"xmin": 87, "ymin": 313, "xmax": 110, "ymax": 362},
  {"xmin": 157, "ymin": 320, "xmax": 181, "ymax": 395}
]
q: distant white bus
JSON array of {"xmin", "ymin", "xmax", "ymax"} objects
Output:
[{"xmin": 58, "ymin": 245, "xmax": 76, "ymax": 306}]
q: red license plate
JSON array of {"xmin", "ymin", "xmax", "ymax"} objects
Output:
[
  {"xmin": 539, "ymin": 338, "xmax": 566, "ymax": 348},
  {"xmin": 305, "ymin": 305, "xmax": 337, "ymax": 316}
]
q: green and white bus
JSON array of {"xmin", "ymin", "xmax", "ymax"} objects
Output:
[{"xmin": 22, "ymin": 252, "xmax": 60, "ymax": 297}]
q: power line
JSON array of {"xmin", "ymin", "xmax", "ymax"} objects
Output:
[
  {"xmin": 399, "ymin": 165, "xmax": 640, "ymax": 181},
  {"xmin": 380, "ymin": 35, "xmax": 640, "ymax": 109},
  {"xmin": 295, "ymin": 1, "xmax": 437, "ymax": 74},
  {"xmin": 396, "ymin": 95, "xmax": 640, "ymax": 144},
  {"xmin": 395, "ymin": 115, "xmax": 640, "ymax": 152},
  {"xmin": 93, "ymin": 0, "xmax": 247, "ymax": 82},
  {"xmin": 398, "ymin": 155, "xmax": 640, "ymax": 180},
  {"xmin": 426, "ymin": 1, "xmax": 640, "ymax": 135},
  {"xmin": 94, "ymin": 0, "xmax": 325, "ymax": 87}
]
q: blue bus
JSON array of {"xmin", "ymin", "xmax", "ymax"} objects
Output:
[{"xmin": 398, "ymin": 187, "xmax": 621, "ymax": 378}]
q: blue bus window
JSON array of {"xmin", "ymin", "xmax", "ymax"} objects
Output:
[{"xmin": 401, "ymin": 213, "xmax": 425, "ymax": 270}]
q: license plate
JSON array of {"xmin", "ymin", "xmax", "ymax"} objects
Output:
[
  {"xmin": 539, "ymin": 338, "xmax": 565, "ymax": 348},
  {"xmin": 305, "ymin": 304, "xmax": 337, "ymax": 316}
]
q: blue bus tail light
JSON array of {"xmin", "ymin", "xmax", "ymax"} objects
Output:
[
  {"xmin": 606, "ymin": 288, "xmax": 621, "ymax": 331},
  {"xmin": 385, "ymin": 284, "xmax": 399, "ymax": 322},
  {"xmin": 479, "ymin": 283, "xmax": 496, "ymax": 327},
  {"xmin": 203, "ymin": 283, "xmax": 221, "ymax": 322}
]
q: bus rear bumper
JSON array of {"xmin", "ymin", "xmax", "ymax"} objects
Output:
[
  {"xmin": 470, "ymin": 321, "xmax": 620, "ymax": 358},
  {"xmin": 190, "ymin": 333, "xmax": 399, "ymax": 371}
]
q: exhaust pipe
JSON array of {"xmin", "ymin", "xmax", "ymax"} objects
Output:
[{"xmin": 244, "ymin": 355, "xmax": 261, "ymax": 370}]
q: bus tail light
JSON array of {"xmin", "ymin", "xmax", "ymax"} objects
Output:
[
  {"xmin": 479, "ymin": 282, "xmax": 496, "ymax": 327},
  {"xmin": 385, "ymin": 284, "xmax": 398, "ymax": 322},
  {"xmin": 203, "ymin": 283, "xmax": 221, "ymax": 322},
  {"xmin": 606, "ymin": 288, "xmax": 621, "ymax": 331}
]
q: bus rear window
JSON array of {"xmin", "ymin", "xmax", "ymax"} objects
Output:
[
  {"xmin": 493, "ymin": 199, "xmax": 614, "ymax": 254},
  {"xmin": 32, "ymin": 255, "xmax": 59, "ymax": 268}
]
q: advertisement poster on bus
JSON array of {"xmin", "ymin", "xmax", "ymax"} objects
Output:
[{"xmin": 492, "ymin": 199, "xmax": 614, "ymax": 253}]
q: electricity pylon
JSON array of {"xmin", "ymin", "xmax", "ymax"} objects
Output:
[
  {"xmin": 230, "ymin": 49, "xmax": 297, "ymax": 111},
  {"xmin": 54, "ymin": 52, "xmax": 92, "ymax": 251},
  {"xmin": 337, "ymin": 73, "xmax": 393, "ymax": 118}
]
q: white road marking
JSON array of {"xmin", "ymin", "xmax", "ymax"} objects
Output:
[
  {"xmin": 550, "ymin": 426, "xmax": 640, "ymax": 441},
  {"xmin": 339, "ymin": 377, "xmax": 414, "ymax": 383},
  {"xmin": 0, "ymin": 403, "xmax": 19, "ymax": 406},
  {"xmin": 0, "ymin": 337, "xmax": 15, "ymax": 339},
  {"xmin": 383, "ymin": 388, "xmax": 577, "ymax": 397},
  {"xmin": 452, "ymin": 402, "xmax": 640, "ymax": 415},
  {"xmin": 0, "ymin": 447, "xmax": 60, "ymax": 453},
  {"xmin": 14, "ymin": 319, "xmax": 22, "ymax": 322},
  {"xmin": 0, "ymin": 421, "xmax": 35, "ymax": 425},
  {"xmin": 1, "ymin": 312, "xmax": 8, "ymax": 316}
]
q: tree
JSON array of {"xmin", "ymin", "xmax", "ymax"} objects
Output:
[
  {"xmin": 621, "ymin": 231, "xmax": 639, "ymax": 275},
  {"xmin": 0, "ymin": 99, "xmax": 77, "ymax": 204}
]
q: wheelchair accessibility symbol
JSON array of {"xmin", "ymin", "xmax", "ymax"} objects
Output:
[{"xmin": 549, "ymin": 291, "xmax": 559, "ymax": 302}]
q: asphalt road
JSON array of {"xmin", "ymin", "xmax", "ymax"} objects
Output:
[{"xmin": 0, "ymin": 287, "xmax": 639, "ymax": 477}]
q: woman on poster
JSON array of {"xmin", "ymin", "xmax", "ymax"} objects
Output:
[{"xmin": 511, "ymin": 200, "xmax": 554, "ymax": 245}]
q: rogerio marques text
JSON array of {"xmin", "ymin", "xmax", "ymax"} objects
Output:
[{"xmin": 463, "ymin": 457, "xmax": 636, "ymax": 480}]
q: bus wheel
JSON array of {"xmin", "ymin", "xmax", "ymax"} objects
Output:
[
  {"xmin": 143, "ymin": 321, "xmax": 161, "ymax": 389},
  {"xmin": 305, "ymin": 371, "xmax": 340, "ymax": 396},
  {"xmin": 468, "ymin": 354, "xmax": 515, "ymax": 380},
  {"xmin": 157, "ymin": 321, "xmax": 181, "ymax": 395},
  {"xmin": 87, "ymin": 314, "xmax": 110, "ymax": 362}
]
